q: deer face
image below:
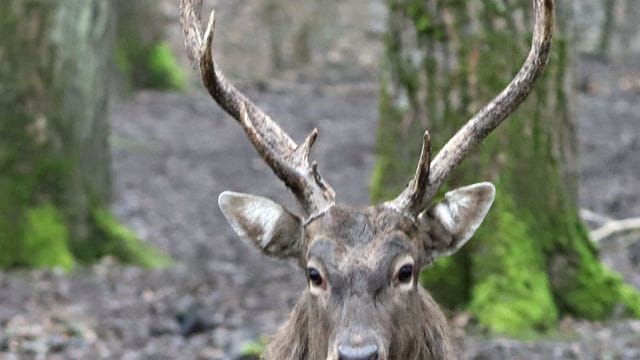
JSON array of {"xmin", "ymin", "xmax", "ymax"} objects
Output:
[{"xmin": 219, "ymin": 182, "xmax": 495, "ymax": 360}]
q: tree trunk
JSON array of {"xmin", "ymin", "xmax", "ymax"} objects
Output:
[
  {"xmin": 597, "ymin": 0, "xmax": 617, "ymax": 57},
  {"xmin": 372, "ymin": 0, "xmax": 640, "ymax": 335},
  {"xmin": 0, "ymin": 0, "xmax": 168, "ymax": 269},
  {"xmin": 114, "ymin": 0, "xmax": 185, "ymax": 90},
  {"xmin": 574, "ymin": 0, "xmax": 640, "ymax": 60}
]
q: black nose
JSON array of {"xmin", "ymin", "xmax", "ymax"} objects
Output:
[{"xmin": 338, "ymin": 344, "xmax": 379, "ymax": 360}]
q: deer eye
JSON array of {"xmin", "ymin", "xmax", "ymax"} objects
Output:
[
  {"xmin": 397, "ymin": 264, "xmax": 414, "ymax": 284},
  {"xmin": 307, "ymin": 267, "xmax": 323, "ymax": 287}
]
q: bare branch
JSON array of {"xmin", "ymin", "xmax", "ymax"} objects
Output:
[
  {"xmin": 580, "ymin": 208, "xmax": 613, "ymax": 226},
  {"xmin": 591, "ymin": 217, "xmax": 640, "ymax": 242}
]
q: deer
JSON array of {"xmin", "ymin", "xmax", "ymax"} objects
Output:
[{"xmin": 179, "ymin": 0, "xmax": 554, "ymax": 359}]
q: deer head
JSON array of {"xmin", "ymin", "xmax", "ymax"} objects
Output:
[{"xmin": 180, "ymin": 0, "xmax": 554, "ymax": 359}]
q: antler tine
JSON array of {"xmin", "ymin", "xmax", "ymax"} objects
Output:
[
  {"xmin": 390, "ymin": 131, "xmax": 432, "ymax": 213},
  {"xmin": 179, "ymin": 0, "xmax": 335, "ymax": 216},
  {"xmin": 388, "ymin": 0, "xmax": 555, "ymax": 214}
]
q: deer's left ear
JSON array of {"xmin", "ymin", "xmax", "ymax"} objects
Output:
[{"xmin": 420, "ymin": 182, "xmax": 495, "ymax": 259}]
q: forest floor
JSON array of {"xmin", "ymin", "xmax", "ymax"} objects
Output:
[{"xmin": 1, "ymin": 56, "xmax": 639, "ymax": 359}]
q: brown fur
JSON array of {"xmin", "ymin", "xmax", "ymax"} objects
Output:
[
  {"xmin": 261, "ymin": 205, "xmax": 455, "ymax": 360},
  {"xmin": 264, "ymin": 288, "xmax": 452, "ymax": 360}
]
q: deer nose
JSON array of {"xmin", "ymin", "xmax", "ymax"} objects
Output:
[{"xmin": 337, "ymin": 344, "xmax": 378, "ymax": 360}]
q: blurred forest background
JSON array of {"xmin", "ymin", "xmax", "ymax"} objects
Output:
[{"xmin": 1, "ymin": 0, "xmax": 640, "ymax": 359}]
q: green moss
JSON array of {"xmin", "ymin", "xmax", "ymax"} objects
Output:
[
  {"xmin": 239, "ymin": 336, "xmax": 268, "ymax": 357},
  {"xmin": 22, "ymin": 204, "xmax": 75, "ymax": 270},
  {"xmin": 1, "ymin": 0, "xmax": 174, "ymax": 272},
  {"xmin": 18, "ymin": 204, "xmax": 74, "ymax": 270},
  {"xmin": 370, "ymin": 157, "xmax": 392, "ymax": 202},
  {"xmin": 0, "ymin": 107, "xmax": 73, "ymax": 269},
  {"xmin": 0, "ymin": 203, "xmax": 74, "ymax": 271},
  {"xmin": 115, "ymin": 40, "xmax": 186, "ymax": 91},
  {"xmin": 88, "ymin": 208, "xmax": 172, "ymax": 268},
  {"xmin": 370, "ymin": 84, "xmax": 419, "ymax": 203},
  {"xmin": 485, "ymin": 0, "xmax": 508, "ymax": 16},
  {"xmin": 554, "ymin": 221, "xmax": 640, "ymax": 319},
  {"xmin": 421, "ymin": 254, "xmax": 470, "ymax": 308},
  {"xmin": 619, "ymin": 283, "xmax": 640, "ymax": 316},
  {"xmin": 469, "ymin": 195, "xmax": 558, "ymax": 336},
  {"xmin": 0, "ymin": 108, "xmax": 169, "ymax": 270},
  {"xmin": 146, "ymin": 42, "xmax": 186, "ymax": 90}
]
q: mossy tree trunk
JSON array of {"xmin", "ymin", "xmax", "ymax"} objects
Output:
[
  {"xmin": 574, "ymin": 0, "xmax": 640, "ymax": 59},
  {"xmin": 259, "ymin": 0, "xmax": 334, "ymax": 75},
  {"xmin": 0, "ymin": 0, "xmax": 169, "ymax": 270},
  {"xmin": 373, "ymin": 0, "xmax": 640, "ymax": 335},
  {"xmin": 114, "ymin": 0, "xmax": 185, "ymax": 90},
  {"xmin": 597, "ymin": 0, "xmax": 617, "ymax": 57}
]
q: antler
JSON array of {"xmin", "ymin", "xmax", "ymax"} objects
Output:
[
  {"xmin": 179, "ymin": 0, "xmax": 335, "ymax": 216},
  {"xmin": 388, "ymin": 0, "xmax": 555, "ymax": 214}
]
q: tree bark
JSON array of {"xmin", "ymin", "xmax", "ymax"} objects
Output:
[
  {"xmin": 597, "ymin": 0, "xmax": 617, "ymax": 57},
  {"xmin": 372, "ymin": 0, "xmax": 640, "ymax": 335},
  {"xmin": 574, "ymin": 0, "xmax": 640, "ymax": 60},
  {"xmin": 0, "ymin": 0, "xmax": 168, "ymax": 269},
  {"xmin": 114, "ymin": 0, "xmax": 185, "ymax": 90}
]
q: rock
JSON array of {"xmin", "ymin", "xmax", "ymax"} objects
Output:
[
  {"xmin": 197, "ymin": 347, "xmax": 225, "ymax": 360},
  {"xmin": 149, "ymin": 317, "xmax": 179, "ymax": 337},
  {"xmin": 175, "ymin": 305, "xmax": 217, "ymax": 337},
  {"xmin": 47, "ymin": 335, "xmax": 68, "ymax": 353},
  {"xmin": 234, "ymin": 355, "xmax": 260, "ymax": 360}
]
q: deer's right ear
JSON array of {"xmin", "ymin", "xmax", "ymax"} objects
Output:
[{"xmin": 218, "ymin": 191, "xmax": 304, "ymax": 259}]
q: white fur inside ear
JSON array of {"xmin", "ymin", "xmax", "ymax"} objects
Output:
[
  {"xmin": 426, "ymin": 182, "xmax": 496, "ymax": 257},
  {"xmin": 218, "ymin": 191, "xmax": 303, "ymax": 258},
  {"xmin": 235, "ymin": 199, "xmax": 281, "ymax": 247}
]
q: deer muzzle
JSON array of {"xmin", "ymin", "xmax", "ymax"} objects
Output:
[
  {"xmin": 337, "ymin": 343, "xmax": 379, "ymax": 360},
  {"xmin": 331, "ymin": 295, "xmax": 388, "ymax": 360}
]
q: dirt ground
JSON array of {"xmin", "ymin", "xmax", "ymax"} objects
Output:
[{"xmin": 2, "ymin": 1, "xmax": 640, "ymax": 358}]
